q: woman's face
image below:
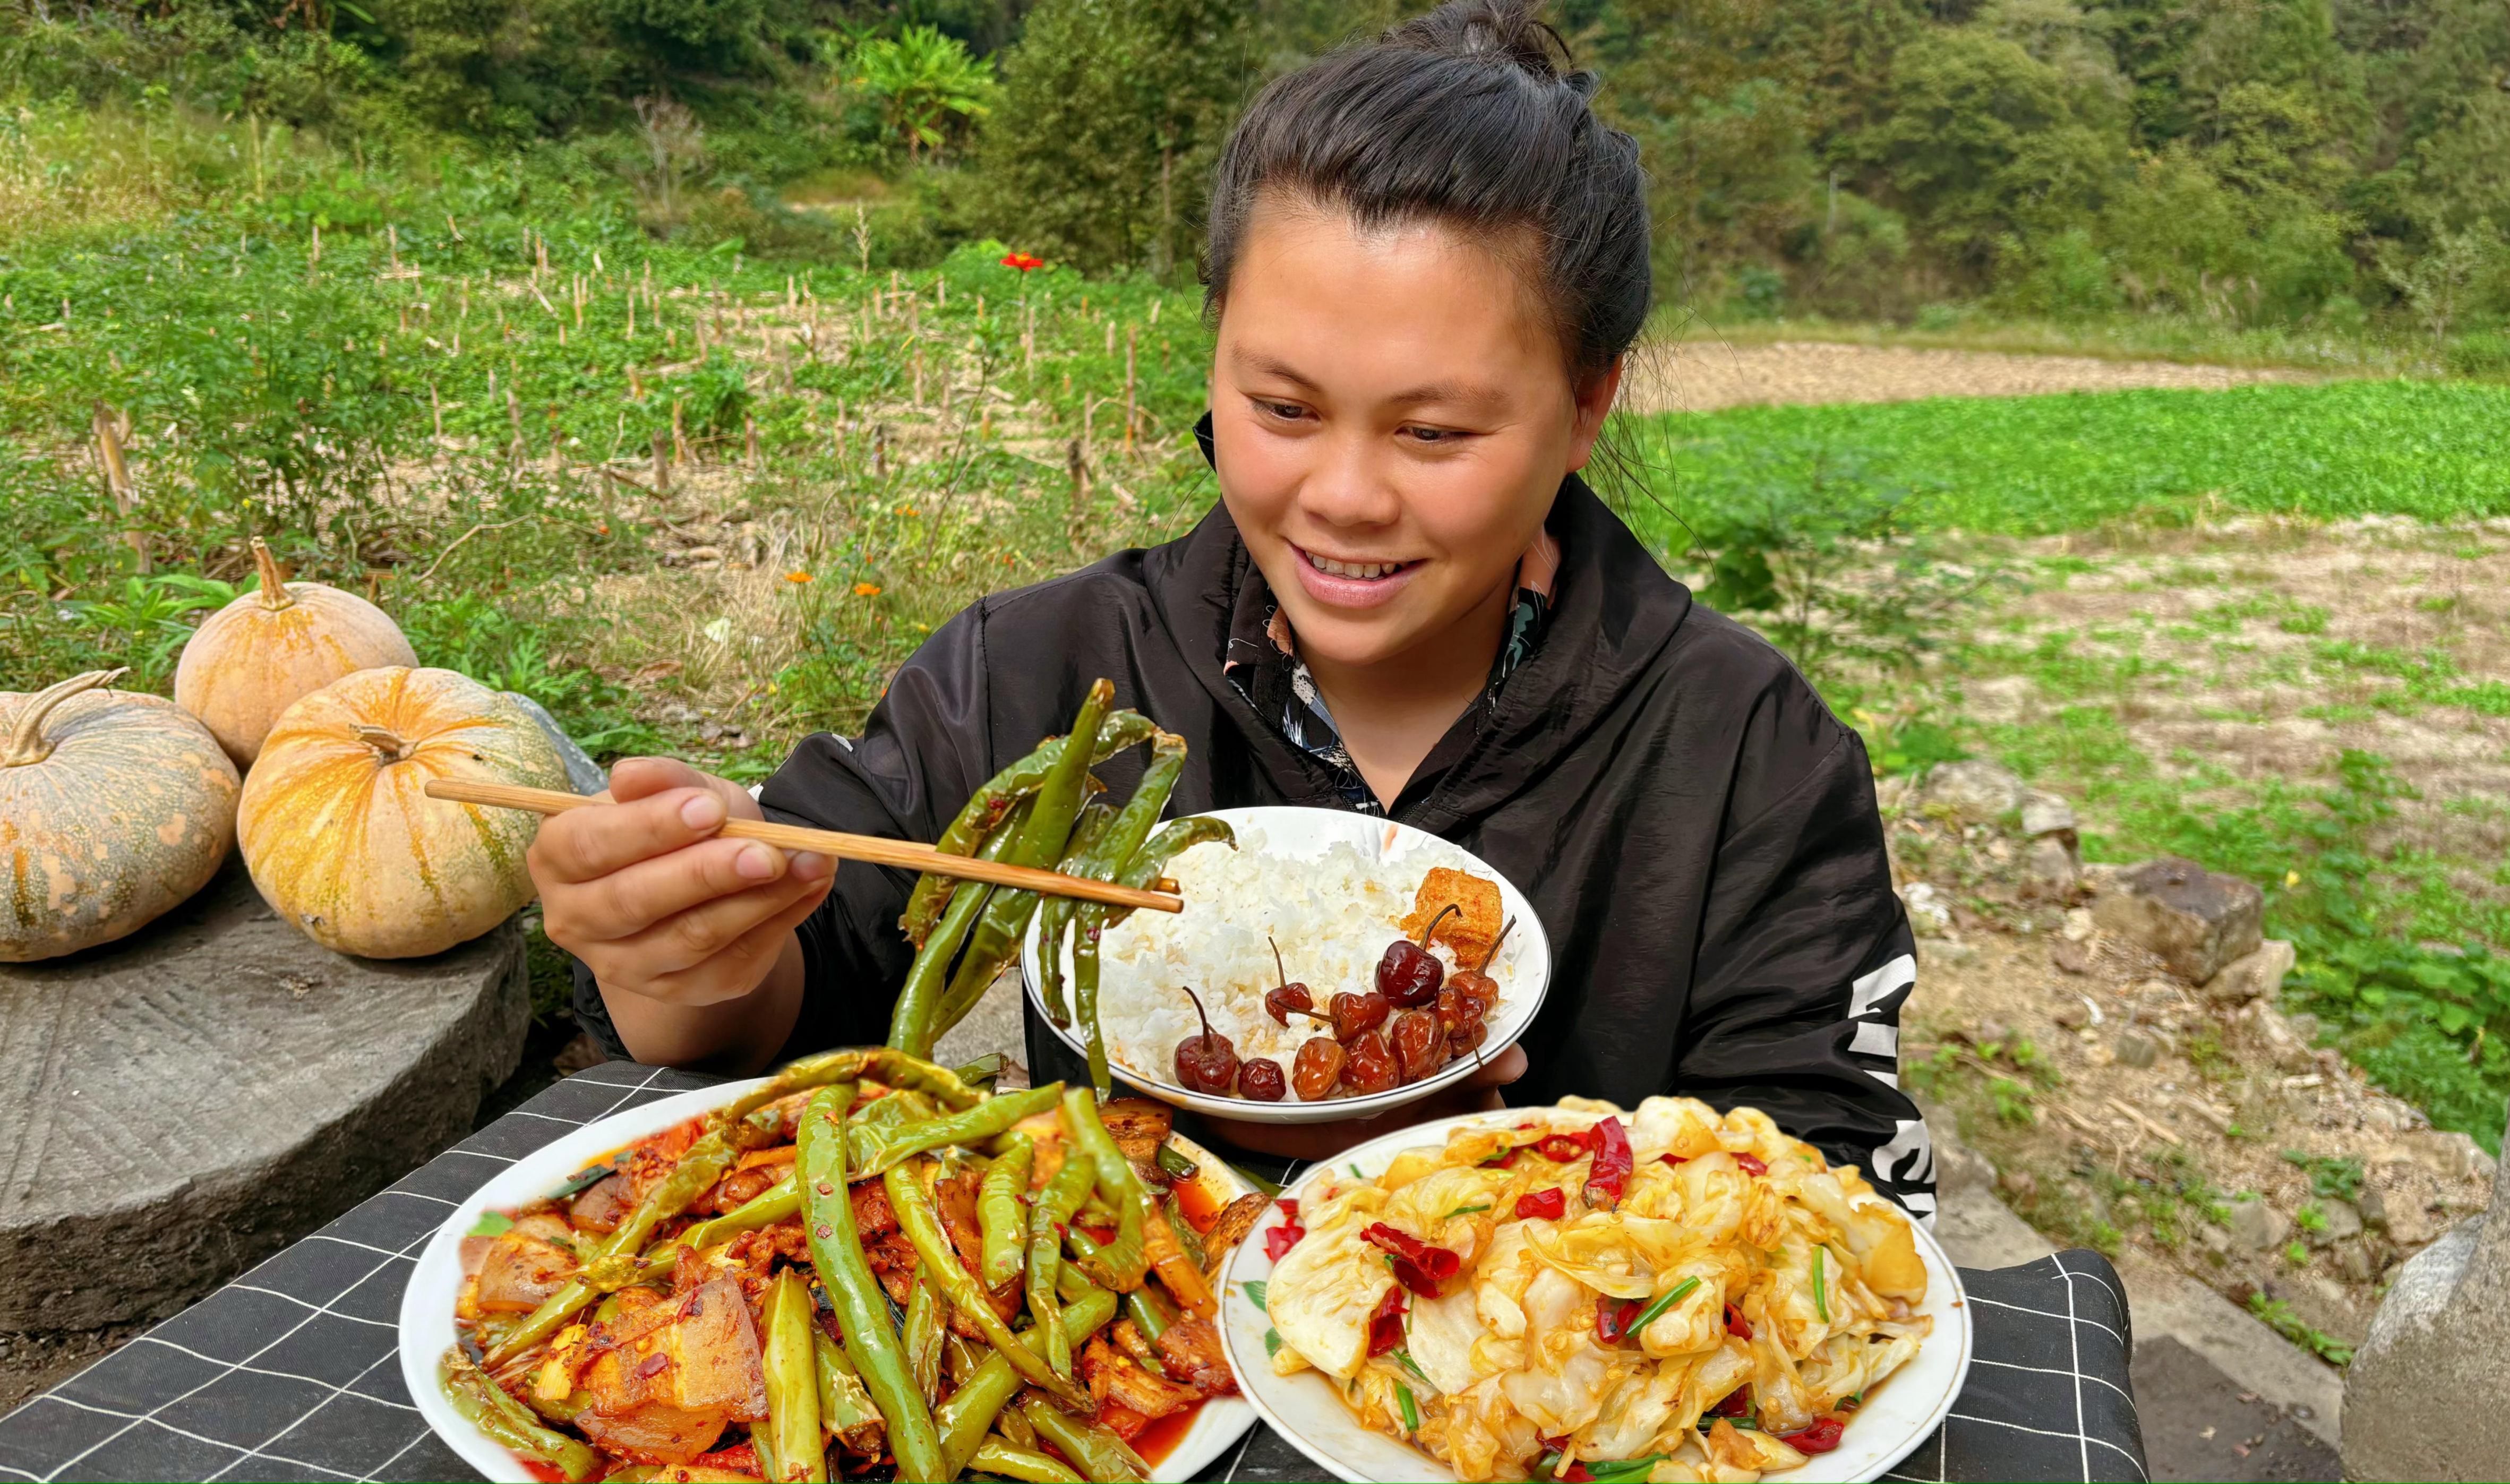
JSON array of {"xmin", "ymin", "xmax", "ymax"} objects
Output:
[{"xmin": 1211, "ymin": 199, "xmax": 1620, "ymax": 673}]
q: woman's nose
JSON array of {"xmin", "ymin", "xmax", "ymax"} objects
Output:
[{"xmin": 1297, "ymin": 429, "xmax": 1403, "ymax": 529}]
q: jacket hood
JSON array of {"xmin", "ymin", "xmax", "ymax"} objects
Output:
[{"xmin": 1142, "ymin": 473, "xmax": 1697, "ymax": 831}]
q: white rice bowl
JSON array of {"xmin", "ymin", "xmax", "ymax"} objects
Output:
[{"xmin": 1092, "ymin": 821, "xmax": 1530, "ymax": 1097}]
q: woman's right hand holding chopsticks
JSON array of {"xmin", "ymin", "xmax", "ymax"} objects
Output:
[{"xmin": 529, "ymin": 758, "xmax": 832, "ymax": 1068}]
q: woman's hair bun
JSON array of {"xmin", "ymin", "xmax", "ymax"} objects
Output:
[{"xmin": 1391, "ymin": 0, "xmax": 1572, "ymax": 85}]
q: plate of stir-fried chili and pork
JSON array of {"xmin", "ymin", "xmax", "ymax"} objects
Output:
[{"xmin": 401, "ymin": 1055, "xmax": 1263, "ymax": 1482}]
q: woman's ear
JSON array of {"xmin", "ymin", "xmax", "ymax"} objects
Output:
[{"xmin": 1564, "ymin": 355, "xmax": 1625, "ymax": 474}]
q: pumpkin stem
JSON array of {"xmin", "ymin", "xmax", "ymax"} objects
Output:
[
  {"xmin": 251, "ymin": 537, "xmax": 295, "ymax": 611},
  {"xmin": 352, "ymin": 723, "xmax": 410, "ymax": 763},
  {"xmin": 2, "ymin": 668, "xmax": 128, "ymax": 768}
]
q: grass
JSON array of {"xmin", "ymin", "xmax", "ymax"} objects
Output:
[{"xmin": 1629, "ymin": 380, "xmax": 2510, "ymax": 538}]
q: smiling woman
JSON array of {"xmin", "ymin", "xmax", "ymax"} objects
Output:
[{"xmin": 538, "ymin": 0, "xmax": 1939, "ymax": 1211}]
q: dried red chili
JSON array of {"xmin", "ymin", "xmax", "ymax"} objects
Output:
[
  {"xmin": 1780, "ymin": 1418, "xmax": 1845, "ymax": 1454},
  {"xmin": 1479, "ymin": 1144, "xmax": 1523, "ymax": 1169},
  {"xmin": 1363, "ymin": 1222, "xmax": 1460, "ymax": 1294},
  {"xmin": 1659, "ymin": 1153, "xmax": 1689, "ymax": 1167},
  {"xmin": 1735, "ymin": 1152, "xmax": 1768, "ymax": 1177},
  {"xmin": 1594, "ymin": 1294, "xmax": 1643, "ymax": 1344},
  {"xmin": 1366, "ymin": 1284, "xmax": 1409, "ymax": 1357},
  {"xmin": 1583, "ymin": 1117, "xmax": 1633, "ymax": 1207},
  {"xmin": 1264, "ymin": 1204, "xmax": 1306, "ymax": 1262},
  {"xmin": 1535, "ymin": 1134, "xmax": 1589, "ymax": 1163},
  {"xmin": 1710, "ymin": 1386, "xmax": 1753, "ymax": 1418},
  {"xmin": 1561, "ymin": 1465, "xmax": 1596, "ymax": 1482},
  {"xmin": 1725, "ymin": 1303, "xmax": 1753, "ymax": 1340},
  {"xmin": 1515, "ymin": 1187, "xmax": 1566, "ymax": 1220}
]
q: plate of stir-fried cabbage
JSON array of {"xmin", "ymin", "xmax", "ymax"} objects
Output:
[
  {"xmin": 1219, "ymin": 1099, "xmax": 1968, "ymax": 1483},
  {"xmin": 400, "ymin": 1051, "xmax": 1263, "ymax": 1482}
]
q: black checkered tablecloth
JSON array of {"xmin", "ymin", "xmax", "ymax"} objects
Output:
[{"xmin": 0, "ymin": 1063, "xmax": 2145, "ymax": 1483}]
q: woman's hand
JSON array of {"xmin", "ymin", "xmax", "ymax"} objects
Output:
[
  {"xmin": 530, "ymin": 757, "xmax": 834, "ymax": 1016},
  {"xmin": 1195, "ymin": 1044, "xmax": 1529, "ymax": 1162}
]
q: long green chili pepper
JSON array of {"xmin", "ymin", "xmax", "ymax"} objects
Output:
[
  {"xmin": 798, "ymin": 1085, "xmax": 946, "ymax": 1484},
  {"xmin": 882, "ymin": 1163, "xmax": 1092, "ymax": 1408},
  {"xmin": 715, "ymin": 1047, "xmax": 986, "ymax": 1133},
  {"xmin": 1075, "ymin": 920, "xmax": 1114, "ymax": 1097},
  {"xmin": 1123, "ymin": 1284, "xmax": 1178, "ymax": 1345},
  {"xmin": 592, "ymin": 1177, "xmax": 803, "ymax": 1290},
  {"xmin": 1042, "ymin": 730, "xmax": 1188, "ymax": 1034},
  {"xmin": 761, "ymin": 1271, "xmax": 827, "ymax": 1483},
  {"xmin": 486, "ymin": 1129, "xmax": 747, "ymax": 1366},
  {"xmin": 973, "ymin": 1440, "xmax": 1087, "ymax": 1483},
  {"xmin": 849, "ymin": 1087, "xmax": 940, "ymax": 1131},
  {"xmin": 997, "ymin": 1403, "xmax": 1038, "ymax": 1450},
  {"xmin": 902, "ymin": 1268, "xmax": 946, "ymax": 1405},
  {"xmin": 979, "ymin": 1135, "xmax": 1034, "ymax": 1288},
  {"xmin": 1059, "ymin": 1087, "xmax": 1150, "ymax": 1290},
  {"xmin": 1074, "ymin": 811, "xmax": 1235, "ymax": 1094},
  {"xmin": 900, "ymin": 709, "xmax": 1154, "ymax": 943},
  {"xmin": 1007, "ymin": 795, "xmax": 1114, "ymax": 1031},
  {"xmin": 1026, "ymin": 1152, "xmax": 1097, "ymax": 1378},
  {"xmin": 847, "ymin": 1082, "xmax": 1063, "ymax": 1179},
  {"xmin": 932, "ymin": 1288, "xmax": 1119, "ymax": 1478},
  {"xmin": 1018, "ymin": 1397, "xmax": 1150, "ymax": 1484},
  {"xmin": 810, "ymin": 1328, "xmax": 884, "ymax": 1455},
  {"xmin": 888, "ymin": 796, "xmax": 1032, "ymax": 1058},
  {"xmin": 440, "ymin": 1350, "xmax": 601, "ymax": 1482},
  {"xmin": 935, "ymin": 683, "xmax": 1116, "ymax": 1015}
]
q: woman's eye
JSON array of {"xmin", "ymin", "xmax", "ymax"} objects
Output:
[
  {"xmin": 1402, "ymin": 425, "xmax": 1471, "ymax": 444},
  {"xmin": 1255, "ymin": 399, "xmax": 1308, "ymax": 421}
]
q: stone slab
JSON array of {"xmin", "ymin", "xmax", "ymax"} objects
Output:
[
  {"xmin": 2134, "ymin": 1335, "xmax": 2342, "ymax": 1482},
  {"xmin": 0, "ymin": 858, "xmax": 526, "ymax": 1331}
]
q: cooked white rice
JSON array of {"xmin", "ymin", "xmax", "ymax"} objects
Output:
[{"xmin": 1089, "ymin": 821, "xmax": 1521, "ymax": 1098}]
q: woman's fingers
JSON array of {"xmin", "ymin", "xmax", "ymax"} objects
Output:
[
  {"xmin": 599, "ymin": 853, "xmax": 834, "ymax": 974},
  {"xmin": 531, "ymin": 784, "xmax": 739, "ymax": 888},
  {"xmin": 1462, "ymin": 1044, "xmax": 1528, "ymax": 1089},
  {"xmin": 630, "ymin": 890, "xmax": 832, "ymax": 1007}
]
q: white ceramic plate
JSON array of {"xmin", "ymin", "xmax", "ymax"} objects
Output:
[
  {"xmin": 1021, "ymin": 806, "xmax": 1553, "ymax": 1125},
  {"xmin": 1215, "ymin": 1109, "xmax": 1975, "ymax": 1484},
  {"xmin": 400, "ymin": 1077, "xmax": 1260, "ymax": 1482}
]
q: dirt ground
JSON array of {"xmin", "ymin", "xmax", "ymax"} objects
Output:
[{"xmin": 1627, "ymin": 339, "xmax": 2317, "ymax": 413}]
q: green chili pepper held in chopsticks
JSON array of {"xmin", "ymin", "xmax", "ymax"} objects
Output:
[
  {"xmin": 979, "ymin": 1135, "xmax": 1034, "ymax": 1288},
  {"xmin": 932, "ymin": 1286, "xmax": 1120, "ymax": 1478},
  {"xmin": 1059, "ymin": 1087, "xmax": 1150, "ymax": 1290},
  {"xmin": 882, "ymin": 1163, "xmax": 1093, "ymax": 1408},
  {"xmin": 760, "ymin": 1271, "xmax": 827, "ymax": 1483},
  {"xmin": 901, "ymin": 1268, "xmax": 946, "ymax": 1405},
  {"xmin": 888, "ymin": 796, "xmax": 1032, "ymax": 1058},
  {"xmin": 898, "ymin": 709, "xmax": 1154, "ymax": 945},
  {"xmin": 974, "ymin": 1440, "xmax": 1087, "ymax": 1483},
  {"xmin": 848, "ymin": 1082, "xmax": 1063, "ymax": 1179},
  {"xmin": 1019, "ymin": 1397, "xmax": 1150, "ymax": 1484},
  {"xmin": 933, "ymin": 683, "xmax": 1119, "ymax": 1027},
  {"xmin": 1026, "ymin": 1150, "xmax": 1096, "ymax": 1379},
  {"xmin": 713, "ymin": 1047, "xmax": 986, "ymax": 1134},
  {"xmin": 1031, "ymin": 797, "xmax": 1115, "ymax": 1028},
  {"xmin": 810, "ymin": 1327, "xmax": 884, "ymax": 1455},
  {"xmin": 440, "ymin": 1349, "xmax": 601, "ymax": 1482},
  {"xmin": 798, "ymin": 1085, "xmax": 947, "ymax": 1484},
  {"xmin": 1072, "ymin": 813, "xmax": 1236, "ymax": 1095}
]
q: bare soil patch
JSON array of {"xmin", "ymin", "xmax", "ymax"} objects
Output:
[{"xmin": 1627, "ymin": 339, "xmax": 2317, "ymax": 414}]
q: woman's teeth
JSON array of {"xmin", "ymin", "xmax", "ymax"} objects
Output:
[{"xmin": 1306, "ymin": 553, "xmax": 1405, "ymax": 580}]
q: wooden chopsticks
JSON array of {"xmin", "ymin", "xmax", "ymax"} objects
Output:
[{"xmin": 423, "ymin": 778, "xmax": 1185, "ymax": 914}]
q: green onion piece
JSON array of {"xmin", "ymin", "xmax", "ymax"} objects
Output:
[
  {"xmin": 467, "ymin": 1211, "xmax": 515, "ymax": 1238},
  {"xmin": 1629, "ymin": 1274, "xmax": 1702, "ymax": 1334},
  {"xmin": 1243, "ymin": 1280, "xmax": 1267, "ymax": 1308},
  {"xmin": 1443, "ymin": 1204, "xmax": 1491, "ymax": 1219},
  {"xmin": 1395, "ymin": 1380, "xmax": 1419, "ymax": 1433},
  {"xmin": 1392, "ymin": 1349, "xmax": 1428, "ymax": 1384},
  {"xmin": 1584, "ymin": 1454, "xmax": 1669, "ymax": 1480},
  {"xmin": 1813, "ymin": 1246, "xmax": 1829, "ymax": 1323},
  {"xmin": 1349, "ymin": 1163, "xmax": 1365, "ymax": 1178},
  {"xmin": 1263, "ymin": 1328, "xmax": 1283, "ymax": 1358}
]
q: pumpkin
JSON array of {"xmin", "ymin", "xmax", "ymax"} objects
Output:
[
  {"xmin": 237, "ymin": 666, "xmax": 567, "ymax": 959},
  {"xmin": 175, "ymin": 537, "xmax": 418, "ymax": 768},
  {"xmin": 1, "ymin": 668, "xmax": 241, "ymax": 962}
]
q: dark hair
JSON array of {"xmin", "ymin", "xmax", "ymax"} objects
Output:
[{"xmin": 1203, "ymin": 0, "xmax": 1650, "ymax": 387}]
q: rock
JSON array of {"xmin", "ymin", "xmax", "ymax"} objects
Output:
[
  {"xmin": 2090, "ymin": 857, "xmax": 2265, "ymax": 983},
  {"xmin": 0, "ymin": 859, "xmax": 527, "ymax": 1330},
  {"xmin": 2052, "ymin": 999, "xmax": 2090, "ymax": 1030},
  {"xmin": 1998, "ymin": 1168, "xmax": 2037, "ymax": 1202},
  {"xmin": 2398, "ymin": 1130, "xmax": 2491, "ymax": 1183},
  {"xmin": 2288, "ymin": 1011, "xmax": 2323, "ymax": 1045},
  {"xmin": 2359, "ymin": 1186, "xmax": 2390, "ymax": 1230},
  {"xmin": 2234, "ymin": 1000, "xmax": 2319, "ymax": 1073},
  {"xmin": 2230, "ymin": 1198, "xmax": 2292, "ymax": 1251},
  {"xmin": 2020, "ymin": 835, "xmax": 2079, "ymax": 897},
  {"xmin": 2336, "ymin": 1242, "xmax": 2376, "ymax": 1283},
  {"xmin": 2020, "ymin": 791, "xmax": 2079, "ymax": 839},
  {"xmin": 2051, "ymin": 937, "xmax": 2094, "ymax": 974},
  {"xmin": 2078, "ymin": 861, "xmax": 2124, "ymax": 896},
  {"xmin": 2343, "ymin": 1133, "xmax": 2510, "ymax": 1482},
  {"xmin": 1923, "ymin": 759, "xmax": 2025, "ymax": 825},
  {"xmin": 1901, "ymin": 881, "xmax": 1951, "ymax": 937},
  {"xmin": 1925, "ymin": 937, "xmax": 1979, "ymax": 968},
  {"xmin": 2307, "ymin": 1200, "xmax": 2365, "ymax": 1248},
  {"xmin": 2114, "ymin": 1027, "xmax": 2162, "ymax": 1069},
  {"xmin": 2201, "ymin": 938, "xmax": 2297, "ymax": 1006},
  {"xmin": 2061, "ymin": 907, "xmax": 2097, "ymax": 942}
]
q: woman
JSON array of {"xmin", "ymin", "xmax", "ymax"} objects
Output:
[{"xmin": 535, "ymin": 0, "xmax": 1934, "ymax": 1212}]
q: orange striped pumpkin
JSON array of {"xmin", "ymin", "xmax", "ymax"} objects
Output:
[
  {"xmin": 2, "ymin": 669, "xmax": 239, "ymax": 962},
  {"xmin": 175, "ymin": 538, "xmax": 417, "ymax": 768},
  {"xmin": 238, "ymin": 666, "xmax": 566, "ymax": 958}
]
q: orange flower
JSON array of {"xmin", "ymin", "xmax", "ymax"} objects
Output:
[
  {"xmin": 854, "ymin": 581, "xmax": 883, "ymax": 597},
  {"xmin": 1001, "ymin": 252, "xmax": 1045, "ymax": 273},
  {"xmin": 784, "ymin": 570, "xmax": 813, "ymax": 584},
  {"xmin": 895, "ymin": 504, "xmax": 920, "ymax": 517}
]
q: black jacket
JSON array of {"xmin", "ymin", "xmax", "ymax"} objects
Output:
[{"xmin": 578, "ymin": 478, "xmax": 1937, "ymax": 1215}]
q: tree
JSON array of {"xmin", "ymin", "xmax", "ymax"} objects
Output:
[
  {"xmin": 849, "ymin": 24, "xmax": 995, "ymax": 164},
  {"xmin": 965, "ymin": 0, "xmax": 1253, "ymax": 276}
]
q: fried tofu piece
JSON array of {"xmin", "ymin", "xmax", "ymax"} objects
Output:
[
  {"xmin": 577, "ymin": 1277, "xmax": 769, "ymax": 1465},
  {"xmin": 1401, "ymin": 867, "xmax": 1503, "ymax": 964}
]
